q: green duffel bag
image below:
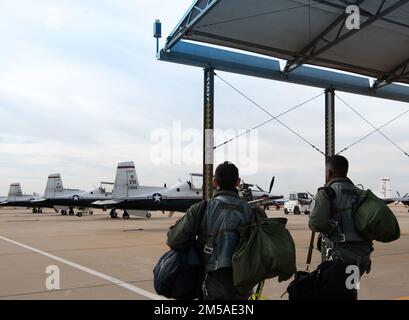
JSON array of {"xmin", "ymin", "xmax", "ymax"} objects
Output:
[
  {"xmin": 232, "ymin": 211, "xmax": 296, "ymax": 290},
  {"xmin": 354, "ymin": 190, "xmax": 400, "ymax": 243}
]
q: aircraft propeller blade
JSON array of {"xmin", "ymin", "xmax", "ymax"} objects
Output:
[{"xmin": 269, "ymin": 177, "xmax": 275, "ymax": 194}]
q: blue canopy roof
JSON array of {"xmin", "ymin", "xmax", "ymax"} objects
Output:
[{"xmin": 159, "ymin": 0, "xmax": 409, "ymax": 102}]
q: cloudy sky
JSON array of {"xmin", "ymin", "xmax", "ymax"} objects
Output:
[{"xmin": 0, "ymin": 0, "xmax": 408, "ymax": 198}]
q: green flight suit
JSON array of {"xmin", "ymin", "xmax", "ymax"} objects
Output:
[
  {"xmin": 309, "ymin": 177, "xmax": 373, "ymax": 273},
  {"xmin": 167, "ymin": 189, "xmax": 258, "ymax": 300}
]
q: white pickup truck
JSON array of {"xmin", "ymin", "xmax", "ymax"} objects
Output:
[{"xmin": 284, "ymin": 192, "xmax": 312, "ymax": 215}]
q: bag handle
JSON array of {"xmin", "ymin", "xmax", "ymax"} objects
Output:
[{"xmin": 306, "ymin": 232, "xmax": 315, "ymax": 271}]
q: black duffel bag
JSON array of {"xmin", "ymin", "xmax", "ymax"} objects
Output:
[
  {"xmin": 153, "ymin": 201, "xmax": 207, "ymax": 300},
  {"xmin": 287, "ymin": 260, "xmax": 358, "ymax": 300}
]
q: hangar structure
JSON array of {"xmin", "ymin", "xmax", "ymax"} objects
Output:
[{"xmin": 156, "ymin": 0, "xmax": 409, "ymax": 200}]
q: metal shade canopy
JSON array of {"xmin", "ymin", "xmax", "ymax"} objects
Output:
[
  {"xmin": 165, "ymin": 0, "xmax": 409, "ymax": 91},
  {"xmin": 157, "ymin": 0, "xmax": 409, "ymax": 200}
]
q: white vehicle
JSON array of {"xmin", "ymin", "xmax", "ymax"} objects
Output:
[{"xmin": 284, "ymin": 192, "xmax": 312, "ymax": 215}]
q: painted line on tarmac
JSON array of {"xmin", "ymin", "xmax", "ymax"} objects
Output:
[{"xmin": 0, "ymin": 235, "xmax": 164, "ymax": 300}]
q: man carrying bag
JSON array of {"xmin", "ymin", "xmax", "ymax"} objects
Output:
[
  {"xmin": 166, "ymin": 162, "xmax": 254, "ymax": 300},
  {"xmin": 287, "ymin": 155, "xmax": 400, "ymax": 300},
  {"xmin": 160, "ymin": 161, "xmax": 297, "ymax": 300}
]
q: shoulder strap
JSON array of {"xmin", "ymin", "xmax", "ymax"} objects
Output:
[
  {"xmin": 203, "ymin": 204, "xmax": 225, "ymax": 254},
  {"xmin": 191, "ymin": 200, "xmax": 207, "ymax": 240},
  {"xmin": 306, "ymin": 186, "xmax": 337, "ymax": 271},
  {"xmin": 318, "ymin": 186, "xmax": 337, "ymax": 222}
]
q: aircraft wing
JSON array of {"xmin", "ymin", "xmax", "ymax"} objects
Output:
[
  {"xmin": 249, "ymin": 195, "xmax": 284, "ymax": 208},
  {"xmin": 92, "ymin": 199, "xmax": 125, "ymax": 207},
  {"xmin": 30, "ymin": 198, "xmax": 47, "ymax": 203},
  {"xmin": 28, "ymin": 198, "xmax": 50, "ymax": 207}
]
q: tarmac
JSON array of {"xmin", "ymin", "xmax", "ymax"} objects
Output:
[{"xmin": 0, "ymin": 206, "xmax": 408, "ymax": 300}]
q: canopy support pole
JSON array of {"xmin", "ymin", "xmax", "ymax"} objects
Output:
[
  {"xmin": 306, "ymin": 88, "xmax": 335, "ymax": 270},
  {"xmin": 203, "ymin": 68, "xmax": 215, "ymax": 200},
  {"xmin": 325, "ymin": 88, "xmax": 336, "ymax": 163}
]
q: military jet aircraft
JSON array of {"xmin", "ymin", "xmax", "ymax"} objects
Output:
[
  {"xmin": 31, "ymin": 174, "xmax": 113, "ymax": 216},
  {"xmin": 93, "ymin": 162, "xmax": 191, "ymax": 219},
  {"xmin": 94, "ymin": 161, "xmax": 284, "ymax": 219},
  {"xmin": 239, "ymin": 177, "xmax": 284, "ymax": 209},
  {"xmin": 1, "ymin": 183, "xmax": 44, "ymax": 213}
]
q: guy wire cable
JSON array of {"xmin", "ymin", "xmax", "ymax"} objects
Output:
[
  {"xmin": 337, "ymin": 109, "xmax": 409, "ymax": 155},
  {"xmin": 336, "ymin": 93, "xmax": 409, "ymax": 158},
  {"xmin": 214, "ymin": 72, "xmax": 326, "ymax": 156}
]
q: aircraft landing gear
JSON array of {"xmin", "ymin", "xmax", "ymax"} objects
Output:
[
  {"xmin": 123, "ymin": 211, "xmax": 130, "ymax": 220},
  {"xmin": 69, "ymin": 208, "xmax": 75, "ymax": 216},
  {"xmin": 89, "ymin": 210, "xmax": 94, "ymax": 215},
  {"xmin": 146, "ymin": 212, "xmax": 152, "ymax": 219},
  {"xmin": 61, "ymin": 210, "xmax": 68, "ymax": 216},
  {"xmin": 32, "ymin": 208, "xmax": 38, "ymax": 214},
  {"xmin": 110, "ymin": 209, "xmax": 118, "ymax": 219},
  {"xmin": 77, "ymin": 212, "xmax": 83, "ymax": 217}
]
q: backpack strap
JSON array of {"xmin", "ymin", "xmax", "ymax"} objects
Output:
[
  {"xmin": 191, "ymin": 200, "xmax": 207, "ymax": 241},
  {"xmin": 318, "ymin": 186, "xmax": 337, "ymax": 219},
  {"xmin": 319, "ymin": 186, "xmax": 347, "ymax": 260},
  {"xmin": 203, "ymin": 203, "xmax": 226, "ymax": 256},
  {"xmin": 202, "ymin": 198, "xmax": 244, "ymax": 255},
  {"xmin": 307, "ymin": 186, "xmax": 338, "ymax": 268}
]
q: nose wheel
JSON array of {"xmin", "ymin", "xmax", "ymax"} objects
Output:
[
  {"xmin": 146, "ymin": 212, "xmax": 152, "ymax": 219},
  {"xmin": 123, "ymin": 211, "xmax": 130, "ymax": 220}
]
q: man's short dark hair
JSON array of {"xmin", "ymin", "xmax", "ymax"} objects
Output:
[
  {"xmin": 327, "ymin": 155, "xmax": 349, "ymax": 177},
  {"xmin": 215, "ymin": 162, "xmax": 239, "ymax": 191}
]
